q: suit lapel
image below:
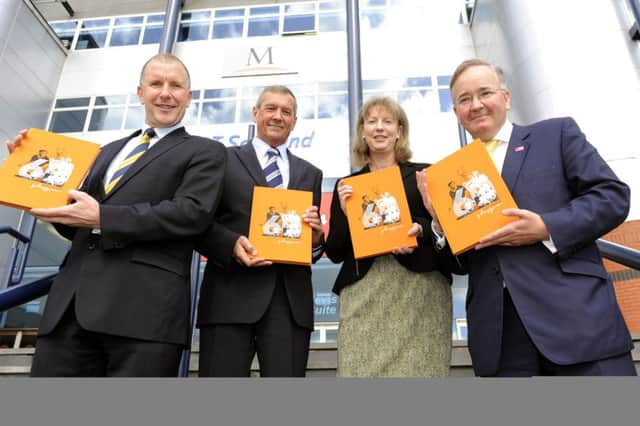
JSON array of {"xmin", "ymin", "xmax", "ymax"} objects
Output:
[
  {"xmin": 501, "ymin": 124, "xmax": 531, "ymax": 191},
  {"xmin": 85, "ymin": 131, "xmax": 139, "ymax": 200},
  {"xmin": 103, "ymin": 127, "xmax": 188, "ymax": 200},
  {"xmin": 236, "ymin": 141, "xmax": 268, "ymax": 186},
  {"xmin": 287, "ymin": 149, "xmax": 304, "ymax": 190}
]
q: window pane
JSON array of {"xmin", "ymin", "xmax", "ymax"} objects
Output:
[
  {"xmin": 310, "ymin": 330, "xmax": 321, "ymax": 343},
  {"xmin": 362, "ymin": 11, "xmax": 385, "ymax": 29},
  {"xmin": 237, "ymin": 99, "xmax": 255, "ymax": 123},
  {"xmin": 319, "ymin": 81, "xmax": 347, "ymax": 92},
  {"xmin": 147, "ymin": 14, "xmax": 165, "ymax": 24},
  {"xmin": 204, "ymin": 88, "xmax": 237, "ymax": 99},
  {"xmin": 125, "ymin": 105, "xmax": 144, "ymax": 129},
  {"xmin": 81, "ymin": 18, "xmax": 110, "ymax": 29},
  {"xmin": 319, "ymin": 12, "xmax": 345, "ymax": 32},
  {"xmin": 109, "ymin": 27, "xmax": 141, "ymax": 47},
  {"xmin": 438, "ymin": 88, "xmax": 453, "ymax": 112},
  {"xmin": 51, "ymin": 21, "xmax": 78, "ymax": 32},
  {"xmin": 283, "ymin": 15, "xmax": 315, "ymax": 33},
  {"xmin": 437, "ymin": 75, "xmax": 452, "ymax": 86},
  {"xmin": 77, "ymin": 29, "xmax": 107, "ymax": 49},
  {"xmin": 89, "ymin": 107, "xmax": 124, "ymax": 131},
  {"xmin": 405, "ymin": 77, "xmax": 432, "ymax": 87},
  {"xmin": 181, "ymin": 11, "xmax": 211, "ymax": 21},
  {"xmin": 183, "ymin": 104, "xmax": 200, "ymax": 126},
  {"xmin": 250, "ymin": 6, "xmax": 279, "ymax": 16},
  {"xmin": 318, "ymin": 94, "xmax": 347, "ymax": 119},
  {"xmin": 49, "ymin": 110, "xmax": 87, "ymax": 133},
  {"xmin": 248, "ymin": 16, "xmax": 279, "ymax": 37},
  {"xmin": 212, "ymin": 19, "xmax": 244, "ymax": 39},
  {"xmin": 297, "ymin": 95, "xmax": 315, "ymax": 120},
  {"xmin": 320, "ymin": 1, "xmax": 344, "ymax": 11},
  {"xmin": 363, "ymin": 79, "xmax": 388, "ymax": 90},
  {"xmin": 325, "ymin": 329, "xmax": 338, "ymax": 343},
  {"xmin": 142, "ymin": 25, "xmax": 162, "ymax": 44},
  {"xmin": 94, "ymin": 95, "xmax": 127, "ymax": 106},
  {"xmin": 178, "ymin": 22, "xmax": 210, "ymax": 42},
  {"xmin": 114, "ymin": 16, "xmax": 143, "ymax": 26},
  {"xmin": 55, "ymin": 97, "xmax": 90, "ymax": 108},
  {"xmin": 215, "ymin": 9, "xmax": 245, "ymax": 18},
  {"xmin": 191, "ymin": 90, "xmax": 201, "ymax": 100},
  {"xmin": 201, "ymin": 100, "xmax": 236, "ymax": 124},
  {"xmin": 365, "ymin": 0, "xmax": 387, "ymax": 6},
  {"xmin": 285, "ymin": 4, "xmax": 316, "ymax": 14}
]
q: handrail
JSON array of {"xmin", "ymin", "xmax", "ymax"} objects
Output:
[
  {"xmin": 1, "ymin": 214, "xmax": 37, "ymax": 288},
  {"xmin": 0, "ymin": 273, "xmax": 54, "ymax": 313},
  {"xmin": 0, "ymin": 226, "xmax": 31, "ymax": 243},
  {"xmin": 597, "ymin": 239, "xmax": 640, "ymax": 270},
  {"xmin": 178, "ymin": 251, "xmax": 201, "ymax": 378}
]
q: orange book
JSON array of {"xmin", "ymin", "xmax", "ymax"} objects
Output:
[
  {"xmin": 425, "ymin": 140, "xmax": 518, "ymax": 255},
  {"xmin": 248, "ymin": 186, "xmax": 313, "ymax": 265},
  {"xmin": 0, "ymin": 128, "xmax": 101, "ymax": 210},
  {"xmin": 343, "ymin": 166, "xmax": 416, "ymax": 259}
]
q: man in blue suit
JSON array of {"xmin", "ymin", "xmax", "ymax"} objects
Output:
[{"xmin": 419, "ymin": 59, "xmax": 635, "ymax": 376}]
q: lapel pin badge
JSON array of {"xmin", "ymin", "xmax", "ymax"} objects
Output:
[{"xmin": 514, "ymin": 145, "xmax": 525, "ymax": 152}]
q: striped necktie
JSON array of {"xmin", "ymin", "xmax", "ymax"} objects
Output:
[
  {"xmin": 105, "ymin": 128, "xmax": 155, "ymax": 194},
  {"xmin": 263, "ymin": 149, "xmax": 283, "ymax": 188}
]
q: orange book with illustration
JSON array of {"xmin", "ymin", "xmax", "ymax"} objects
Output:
[
  {"xmin": 0, "ymin": 128, "xmax": 101, "ymax": 210},
  {"xmin": 425, "ymin": 140, "xmax": 518, "ymax": 255},
  {"xmin": 248, "ymin": 186, "xmax": 313, "ymax": 265},
  {"xmin": 343, "ymin": 166, "xmax": 416, "ymax": 259}
]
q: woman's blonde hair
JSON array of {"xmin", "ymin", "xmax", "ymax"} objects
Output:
[{"xmin": 352, "ymin": 96, "xmax": 412, "ymax": 168}]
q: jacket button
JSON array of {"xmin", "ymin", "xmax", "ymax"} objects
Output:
[{"xmin": 88, "ymin": 243, "xmax": 96, "ymax": 250}]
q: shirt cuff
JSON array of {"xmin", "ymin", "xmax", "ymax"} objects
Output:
[
  {"xmin": 431, "ymin": 221, "xmax": 446, "ymax": 250},
  {"xmin": 542, "ymin": 235, "xmax": 558, "ymax": 254}
]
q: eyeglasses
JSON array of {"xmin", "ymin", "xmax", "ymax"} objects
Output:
[{"xmin": 454, "ymin": 88, "xmax": 505, "ymax": 108}]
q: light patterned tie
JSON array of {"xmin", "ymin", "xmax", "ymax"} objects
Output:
[
  {"xmin": 105, "ymin": 128, "xmax": 155, "ymax": 193},
  {"xmin": 263, "ymin": 149, "xmax": 283, "ymax": 188},
  {"xmin": 484, "ymin": 139, "xmax": 500, "ymax": 153}
]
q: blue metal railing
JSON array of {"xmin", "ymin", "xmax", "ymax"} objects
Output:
[{"xmin": 597, "ymin": 239, "xmax": 640, "ymax": 270}]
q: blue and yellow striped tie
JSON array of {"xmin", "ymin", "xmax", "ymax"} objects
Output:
[
  {"xmin": 263, "ymin": 149, "xmax": 283, "ymax": 188},
  {"xmin": 105, "ymin": 128, "xmax": 155, "ymax": 194}
]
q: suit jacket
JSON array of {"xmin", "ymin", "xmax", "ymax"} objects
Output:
[
  {"xmin": 38, "ymin": 127, "xmax": 226, "ymax": 346},
  {"xmin": 325, "ymin": 162, "xmax": 462, "ymax": 295},
  {"xmin": 464, "ymin": 117, "xmax": 633, "ymax": 375},
  {"xmin": 196, "ymin": 141, "xmax": 323, "ymax": 331}
]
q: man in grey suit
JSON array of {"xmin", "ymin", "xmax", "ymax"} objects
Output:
[
  {"xmin": 197, "ymin": 85, "xmax": 324, "ymax": 377},
  {"xmin": 5, "ymin": 53, "xmax": 226, "ymax": 376}
]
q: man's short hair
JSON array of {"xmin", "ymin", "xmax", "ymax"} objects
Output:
[
  {"xmin": 139, "ymin": 53, "xmax": 191, "ymax": 88},
  {"xmin": 255, "ymin": 85, "xmax": 298, "ymax": 116},
  {"xmin": 449, "ymin": 58, "xmax": 507, "ymax": 92}
]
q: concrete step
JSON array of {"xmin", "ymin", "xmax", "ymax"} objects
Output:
[{"xmin": 3, "ymin": 338, "xmax": 638, "ymax": 377}]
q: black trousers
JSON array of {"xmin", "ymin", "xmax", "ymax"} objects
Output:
[
  {"xmin": 30, "ymin": 303, "xmax": 183, "ymax": 377},
  {"xmin": 492, "ymin": 288, "xmax": 637, "ymax": 377},
  {"xmin": 198, "ymin": 275, "xmax": 311, "ymax": 377}
]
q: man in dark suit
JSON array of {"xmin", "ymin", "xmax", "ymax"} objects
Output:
[
  {"xmin": 197, "ymin": 85, "xmax": 324, "ymax": 377},
  {"xmin": 418, "ymin": 59, "xmax": 635, "ymax": 376},
  {"xmin": 5, "ymin": 53, "xmax": 226, "ymax": 376}
]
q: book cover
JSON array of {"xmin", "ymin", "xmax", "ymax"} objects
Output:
[
  {"xmin": 343, "ymin": 166, "xmax": 417, "ymax": 259},
  {"xmin": 0, "ymin": 128, "xmax": 101, "ymax": 210},
  {"xmin": 425, "ymin": 139, "xmax": 518, "ymax": 255},
  {"xmin": 248, "ymin": 186, "xmax": 313, "ymax": 265}
]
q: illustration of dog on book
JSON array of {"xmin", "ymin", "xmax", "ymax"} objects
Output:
[
  {"xmin": 262, "ymin": 206, "xmax": 302, "ymax": 239},
  {"xmin": 361, "ymin": 191, "xmax": 401, "ymax": 230},
  {"xmin": 16, "ymin": 148, "xmax": 74, "ymax": 187},
  {"xmin": 448, "ymin": 170, "xmax": 498, "ymax": 219}
]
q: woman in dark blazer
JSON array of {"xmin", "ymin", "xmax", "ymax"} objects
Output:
[{"xmin": 325, "ymin": 97, "xmax": 459, "ymax": 377}]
